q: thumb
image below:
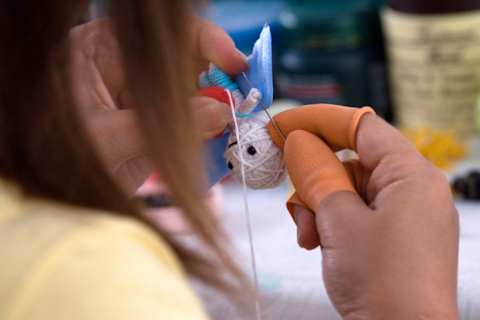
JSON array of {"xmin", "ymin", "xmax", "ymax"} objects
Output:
[
  {"xmin": 191, "ymin": 96, "xmax": 232, "ymax": 139},
  {"xmin": 292, "ymin": 193, "xmax": 371, "ymax": 250},
  {"xmin": 284, "ymin": 130, "xmax": 357, "ymax": 213},
  {"xmin": 315, "ymin": 192, "xmax": 372, "ymax": 250}
]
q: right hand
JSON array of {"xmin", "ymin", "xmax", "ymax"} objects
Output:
[
  {"xmin": 69, "ymin": 19, "xmax": 244, "ymax": 194},
  {"xmin": 287, "ymin": 114, "xmax": 459, "ymax": 319}
]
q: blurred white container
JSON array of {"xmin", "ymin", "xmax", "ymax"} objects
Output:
[{"xmin": 383, "ymin": 7, "xmax": 480, "ymax": 136}]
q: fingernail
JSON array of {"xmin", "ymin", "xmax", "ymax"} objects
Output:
[
  {"xmin": 297, "ymin": 230, "xmax": 306, "ymax": 249},
  {"xmin": 294, "ymin": 206, "xmax": 305, "ymax": 248}
]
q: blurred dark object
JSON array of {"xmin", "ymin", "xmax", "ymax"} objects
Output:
[
  {"xmin": 276, "ymin": 0, "xmax": 392, "ymax": 121},
  {"xmin": 453, "ymin": 171, "xmax": 480, "ymax": 200},
  {"xmin": 138, "ymin": 194, "xmax": 175, "ymax": 208},
  {"xmin": 389, "ymin": 0, "xmax": 480, "ymax": 14},
  {"xmin": 383, "ymin": 0, "xmax": 480, "ymax": 136},
  {"xmin": 89, "ymin": 0, "xmax": 106, "ymax": 19}
]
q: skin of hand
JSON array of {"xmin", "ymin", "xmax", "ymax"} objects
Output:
[
  {"xmin": 288, "ymin": 114, "xmax": 459, "ymax": 320},
  {"xmin": 69, "ymin": 18, "xmax": 247, "ymax": 194}
]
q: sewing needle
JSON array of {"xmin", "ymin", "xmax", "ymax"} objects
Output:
[{"xmin": 239, "ymin": 72, "xmax": 287, "ymax": 141}]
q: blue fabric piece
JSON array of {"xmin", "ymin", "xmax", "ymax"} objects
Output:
[
  {"xmin": 236, "ymin": 25, "xmax": 273, "ymax": 112},
  {"xmin": 205, "ymin": 25, "xmax": 273, "ymax": 186},
  {"xmin": 205, "ymin": 133, "xmax": 230, "ymax": 186},
  {"xmin": 202, "ymin": 1, "xmax": 283, "ymax": 55}
]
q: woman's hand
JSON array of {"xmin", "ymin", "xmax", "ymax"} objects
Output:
[
  {"xmin": 290, "ymin": 115, "xmax": 459, "ymax": 320},
  {"xmin": 69, "ymin": 19, "xmax": 246, "ymax": 194}
]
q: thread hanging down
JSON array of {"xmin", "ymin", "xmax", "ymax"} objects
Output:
[{"xmin": 226, "ymin": 90, "xmax": 262, "ymax": 320}]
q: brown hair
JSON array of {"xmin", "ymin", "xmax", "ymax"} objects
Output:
[{"xmin": 0, "ymin": 0, "xmax": 247, "ymax": 306}]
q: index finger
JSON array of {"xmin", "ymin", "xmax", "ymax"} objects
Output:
[
  {"xmin": 193, "ymin": 18, "xmax": 248, "ymax": 75},
  {"xmin": 356, "ymin": 114, "xmax": 418, "ymax": 171}
]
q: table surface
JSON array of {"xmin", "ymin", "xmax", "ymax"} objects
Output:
[{"xmin": 203, "ymin": 151, "xmax": 480, "ymax": 319}]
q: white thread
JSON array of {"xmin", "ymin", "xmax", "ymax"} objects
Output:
[
  {"xmin": 227, "ymin": 90, "xmax": 262, "ymax": 320},
  {"xmin": 225, "ymin": 115, "xmax": 286, "ymax": 190}
]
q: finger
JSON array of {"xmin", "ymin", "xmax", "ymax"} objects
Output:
[
  {"xmin": 191, "ymin": 96, "xmax": 232, "ymax": 139},
  {"xmin": 315, "ymin": 192, "xmax": 371, "ymax": 250},
  {"xmin": 286, "ymin": 192, "xmax": 308, "ymax": 220},
  {"xmin": 356, "ymin": 114, "xmax": 419, "ymax": 171},
  {"xmin": 288, "ymin": 160, "xmax": 369, "ymax": 208},
  {"xmin": 342, "ymin": 159, "xmax": 370, "ymax": 201},
  {"xmin": 193, "ymin": 18, "xmax": 248, "ymax": 75},
  {"xmin": 85, "ymin": 109, "xmax": 153, "ymax": 194},
  {"xmin": 86, "ymin": 109, "xmax": 145, "ymax": 162},
  {"xmin": 286, "ymin": 158, "xmax": 370, "ymax": 216},
  {"xmin": 284, "ymin": 130, "xmax": 356, "ymax": 213},
  {"xmin": 294, "ymin": 205, "xmax": 321, "ymax": 250},
  {"xmin": 289, "ymin": 187, "xmax": 371, "ymax": 251},
  {"xmin": 267, "ymin": 105, "xmax": 374, "ymax": 151},
  {"xmin": 70, "ymin": 19, "xmax": 127, "ymax": 108}
]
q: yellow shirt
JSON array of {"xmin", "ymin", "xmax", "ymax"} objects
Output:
[{"xmin": 0, "ymin": 180, "xmax": 209, "ymax": 320}]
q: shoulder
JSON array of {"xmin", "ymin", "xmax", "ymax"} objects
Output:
[{"xmin": 4, "ymin": 202, "xmax": 208, "ymax": 320}]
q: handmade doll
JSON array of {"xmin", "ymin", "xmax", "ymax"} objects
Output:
[
  {"xmin": 201, "ymin": 25, "xmax": 281, "ymax": 187},
  {"xmin": 201, "ymin": 26, "xmax": 374, "ymax": 216}
]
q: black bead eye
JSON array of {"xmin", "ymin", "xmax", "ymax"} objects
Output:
[
  {"xmin": 247, "ymin": 145, "xmax": 257, "ymax": 156},
  {"xmin": 227, "ymin": 161, "xmax": 234, "ymax": 170}
]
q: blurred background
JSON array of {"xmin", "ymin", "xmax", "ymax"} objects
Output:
[
  {"xmin": 202, "ymin": 0, "xmax": 480, "ymax": 180},
  {"xmin": 207, "ymin": 0, "xmax": 391, "ymax": 117},
  {"xmin": 89, "ymin": 1, "xmax": 480, "ymax": 319},
  {"xmin": 89, "ymin": 0, "xmax": 480, "ymax": 176},
  {"xmin": 91, "ymin": 0, "xmax": 480, "ymax": 177}
]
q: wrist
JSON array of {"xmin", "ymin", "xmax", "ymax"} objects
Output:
[
  {"xmin": 343, "ymin": 287, "xmax": 459, "ymax": 320},
  {"xmin": 367, "ymin": 300, "xmax": 458, "ymax": 320},
  {"xmin": 365, "ymin": 310, "xmax": 459, "ymax": 320},
  {"xmin": 343, "ymin": 308, "xmax": 459, "ymax": 320}
]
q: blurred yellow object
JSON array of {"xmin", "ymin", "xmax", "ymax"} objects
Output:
[{"xmin": 403, "ymin": 128, "xmax": 468, "ymax": 169}]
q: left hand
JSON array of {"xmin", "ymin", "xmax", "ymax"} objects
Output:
[
  {"xmin": 288, "ymin": 115, "xmax": 459, "ymax": 319},
  {"xmin": 69, "ymin": 18, "xmax": 247, "ymax": 194}
]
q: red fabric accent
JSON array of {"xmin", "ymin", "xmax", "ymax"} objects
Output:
[{"xmin": 198, "ymin": 87, "xmax": 231, "ymax": 106}]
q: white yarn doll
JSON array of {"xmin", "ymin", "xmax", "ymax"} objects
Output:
[{"xmin": 199, "ymin": 65, "xmax": 287, "ymax": 190}]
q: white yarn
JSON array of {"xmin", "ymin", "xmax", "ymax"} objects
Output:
[
  {"xmin": 224, "ymin": 113, "xmax": 286, "ymax": 190},
  {"xmin": 231, "ymin": 89, "xmax": 245, "ymax": 108},
  {"xmin": 238, "ymin": 88, "xmax": 262, "ymax": 115},
  {"xmin": 197, "ymin": 66, "xmax": 284, "ymax": 190}
]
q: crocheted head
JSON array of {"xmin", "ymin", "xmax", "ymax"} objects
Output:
[{"xmin": 224, "ymin": 114, "xmax": 286, "ymax": 189}]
